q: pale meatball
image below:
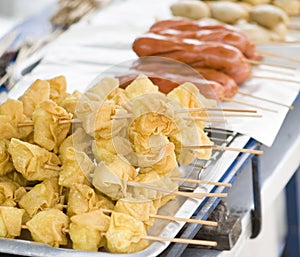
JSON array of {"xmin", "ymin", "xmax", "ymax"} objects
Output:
[
  {"xmin": 210, "ymin": 2, "xmax": 248, "ymax": 24},
  {"xmin": 242, "ymin": 0, "xmax": 271, "ymax": 5},
  {"xmin": 272, "ymin": 22, "xmax": 288, "ymax": 41},
  {"xmin": 235, "ymin": 20, "xmax": 274, "ymax": 43},
  {"xmin": 250, "ymin": 4, "xmax": 289, "ymax": 29},
  {"xmin": 273, "ymin": 0, "xmax": 300, "ymax": 16},
  {"xmin": 170, "ymin": 0, "xmax": 211, "ymax": 20}
]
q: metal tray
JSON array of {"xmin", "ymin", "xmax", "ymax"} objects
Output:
[{"xmin": 0, "ymin": 132, "xmax": 251, "ymax": 257}]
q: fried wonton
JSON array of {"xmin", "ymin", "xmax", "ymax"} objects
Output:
[
  {"xmin": 67, "ymin": 183, "xmax": 114, "ymax": 216},
  {"xmin": 32, "ymin": 100, "xmax": 73, "ymax": 153},
  {"xmin": 19, "ymin": 79, "xmax": 50, "ymax": 118},
  {"xmin": 19, "ymin": 178, "xmax": 60, "ymax": 218},
  {"xmin": 59, "ymin": 147, "xmax": 93, "ymax": 188},
  {"xmin": 0, "ymin": 206, "xmax": 24, "ymax": 238},
  {"xmin": 8, "ymin": 138, "xmax": 61, "ymax": 181},
  {"xmin": 69, "ymin": 209, "xmax": 110, "ymax": 251},
  {"xmin": 26, "ymin": 209, "xmax": 69, "ymax": 247},
  {"xmin": 106, "ymin": 211, "xmax": 149, "ymax": 253},
  {"xmin": 0, "ymin": 99, "xmax": 32, "ymax": 140}
]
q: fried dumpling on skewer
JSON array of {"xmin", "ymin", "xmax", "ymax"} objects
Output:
[
  {"xmin": 58, "ymin": 127, "xmax": 92, "ymax": 162},
  {"xmin": 59, "ymin": 147, "xmax": 93, "ymax": 188},
  {"xmin": 0, "ymin": 140, "xmax": 14, "ymax": 176},
  {"xmin": 19, "ymin": 79, "xmax": 50, "ymax": 118},
  {"xmin": 8, "ymin": 138, "xmax": 61, "ymax": 181},
  {"xmin": 92, "ymin": 155, "xmax": 138, "ymax": 200},
  {"xmin": 124, "ymin": 74, "xmax": 159, "ymax": 100},
  {"xmin": 47, "ymin": 75, "xmax": 68, "ymax": 105},
  {"xmin": 18, "ymin": 178, "xmax": 60, "ymax": 218},
  {"xmin": 60, "ymin": 90, "xmax": 82, "ymax": 114},
  {"xmin": 75, "ymin": 77, "xmax": 120, "ymax": 136},
  {"xmin": 168, "ymin": 82, "xmax": 216, "ymax": 129},
  {"xmin": 67, "ymin": 183, "xmax": 114, "ymax": 216},
  {"xmin": 26, "ymin": 209, "xmax": 69, "ymax": 248},
  {"xmin": 69, "ymin": 209, "xmax": 110, "ymax": 251},
  {"xmin": 0, "ymin": 99, "xmax": 32, "ymax": 141},
  {"xmin": 0, "ymin": 181, "xmax": 19, "ymax": 207},
  {"xmin": 32, "ymin": 100, "xmax": 73, "ymax": 153},
  {"xmin": 169, "ymin": 122, "xmax": 212, "ymax": 165},
  {"xmin": 106, "ymin": 211, "xmax": 149, "ymax": 253},
  {"xmin": 138, "ymin": 142, "xmax": 178, "ymax": 176},
  {"xmin": 114, "ymin": 198, "xmax": 156, "ymax": 230},
  {"xmin": 0, "ymin": 206, "xmax": 24, "ymax": 238},
  {"xmin": 107, "ymin": 87, "xmax": 129, "ymax": 108}
]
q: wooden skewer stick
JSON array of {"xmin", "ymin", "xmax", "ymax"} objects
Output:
[
  {"xmin": 176, "ymin": 107, "xmax": 257, "ymax": 113},
  {"xmin": 203, "ymin": 113, "xmax": 262, "ymax": 118},
  {"xmin": 181, "ymin": 117, "xmax": 227, "ymax": 123},
  {"xmin": 142, "ymin": 235, "xmax": 217, "ymax": 247},
  {"xmin": 101, "ymin": 208, "xmax": 218, "ymax": 226},
  {"xmin": 250, "ymin": 74, "xmax": 300, "ymax": 85},
  {"xmin": 18, "ymin": 119, "xmax": 79, "ymax": 127},
  {"xmin": 22, "ymin": 225, "xmax": 69, "ymax": 234},
  {"xmin": 244, "ymin": 59, "xmax": 296, "ymax": 70},
  {"xmin": 127, "ymin": 181, "xmax": 227, "ymax": 199},
  {"xmin": 260, "ymin": 51, "xmax": 300, "ymax": 64},
  {"xmin": 182, "ymin": 144, "xmax": 264, "ymax": 155},
  {"xmin": 44, "ymin": 164, "xmax": 61, "ymax": 171},
  {"xmin": 223, "ymin": 97, "xmax": 278, "ymax": 113},
  {"xmin": 172, "ymin": 177, "xmax": 232, "ymax": 188},
  {"xmin": 238, "ymin": 90, "xmax": 294, "ymax": 110},
  {"xmin": 252, "ymin": 66, "xmax": 295, "ymax": 76}
]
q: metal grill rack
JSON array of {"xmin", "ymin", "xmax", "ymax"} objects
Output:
[{"xmin": 179, "ymin": 128, "xmax": 239, "ymax": 192}]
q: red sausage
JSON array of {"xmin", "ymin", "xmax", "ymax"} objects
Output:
[
  {"xmin": 117, "ymin": 71, "xmax": 225, "ymax": 100},
  {"xmin": 132, "ymin": 33, "xmax": 251, "ymax": 84},
  {"xmin": 194, "ymin": 68, "xmax": 238, "ymax": 98},
  {"xmin": 149, "ymin": 19, "xmax": 262, "ymax": 61}
]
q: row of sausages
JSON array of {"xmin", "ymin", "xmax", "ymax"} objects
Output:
[{"xmin": 127, "ymin": 18, "xmax": 263, "ymax": 100}]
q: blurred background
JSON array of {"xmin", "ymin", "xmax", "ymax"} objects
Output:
[{"xmin": 0, "ymin": 0, "xmax": 56, "ymax": 37}]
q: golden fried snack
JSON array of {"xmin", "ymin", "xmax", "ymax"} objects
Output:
[
  {"xmin": 129, "ymin": 113, "xmax": 176, "ymax": 154},
  {"xmin": 168, "ymin": 82, "xmax": 216, "ymax": 129},
  {"xmin": 0, "ymin": 99, "xmax": 32, "ymax": 141},
  {"xmin": 59, "ymin": 147, "xmax": 93, "ymax": 188},
  {"xmin": 153, "ymin": 194, "xmax": 176, "ymax": 210},
  {"xmin": 92, "ymin": 156, "xmax": 137, "ymax": 200},
  {"xmin": 47, "ymin": 75, "xmax": 68, "ymax": 105},
  {"xmin": 75, "ymin": 77, "xmax": 120, "ymax": 136},
  {"xmin": 58, "ymin": 127, "xmax": 92, "ymax": 162},
  {"xmin": 32, "ymin": 100, "xmax": 73, "ymax": 153},
  {"xmin": 139, "ymin": 142, "xmax": 178, "ymax": 176},
  {"xmin": 92, "ymin": 136, "xmax": 132, "ymax": 164},
  {"xmin": 26, "ymin": 209, "xmax": 69, "ymax": 247},
  {"xmin": 19, "ymin": 79, "xmax": 50, "ymax": 118},
  {"xmin": 8, "ymin": 138, "xmax": 61, "ymax": 181},
  {"xmin": 124, "ymin": 74, "xmax": 159, "ymax": 100},
  {"xmin": 19, "ymin": 178, "xmax": 60, "ymax": 218},
  {"xmin": 106, "ymin": 211, "xmax": 149, "ymax": 253},
  {"xmin": 0, "ymin": 140, "xmax": 14, "ymax": 176},
  {"xmin": 76, "ymin": 101, "xmax": 128, "ymax": 139},
  {"xmin": 67, "ymin": 183, "xmax": 114, "ymax": 216},
  {"xmin": 0, "ymin": 206, "xmax": 25, "ymax": 238},
  {"xmin": 134, "ymin": 169, "xmax": 179, "ymax": 200},
  {"xmin": 0, "ymin": 181, "xmax": 19, "ymax": 207},
  {"xmin": 169, "ymin": 123, "xmax": 212, "ymax": 165},
  {"xmin": 107, "ymin": 88, "xmax": 129, "ymax": 108},
  {"xmin": 60, "ymin": 90, "xmax": 82, "ymax": 114},
  {"xmin": 114, "ymin": 198, "xmax": 156, "ymax": 230},
  {"xmin": 69, "ymin": 209, "xmax": 110, "ymax": 251},
  {"xmin": 94, "ymin": 102, "xmax": 128, "ymax": 140}
]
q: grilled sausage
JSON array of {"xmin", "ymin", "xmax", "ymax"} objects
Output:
[
  {"xmin": 132, "ymin": 33, "xmax": 251, "ymax": 84},
  {"xmin": 149, "ymin": 18, "xmax": 262, "ymax": 60},
  {"xmin": 194, "ymin": 68, "xmax": 238, "ymax": 98}
]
